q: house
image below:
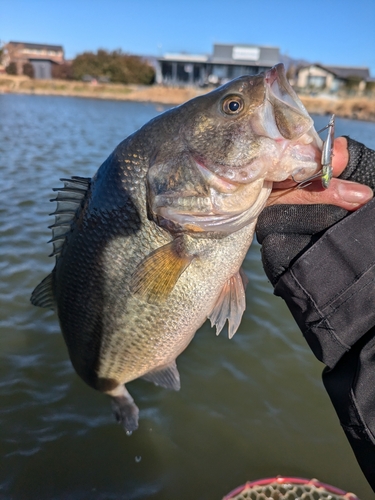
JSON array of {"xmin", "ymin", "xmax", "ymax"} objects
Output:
[
  {"xmin": 296, "ymin": 64, "xmax": 370, "ymax": 92},
  {"xmin": 156, "ymin": 43, "xmax": 280, "ymax": 86},
  {"xmin": 4, "ymin": 41, "xmax": 64, "ymax": 79}
]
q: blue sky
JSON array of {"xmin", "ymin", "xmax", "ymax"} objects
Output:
[{"xmin": 1, "ymin": 0, "xmax": 375, "ymax": 75}]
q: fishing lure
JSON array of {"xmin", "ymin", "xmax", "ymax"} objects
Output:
[{"xmin": 296, "ymin": 114, "xmax": 335, "ymax": 189}]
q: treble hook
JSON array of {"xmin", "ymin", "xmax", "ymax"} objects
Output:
[{"xmin": 294, "ymin": 114, "xmax": 335, "ymax": 189}]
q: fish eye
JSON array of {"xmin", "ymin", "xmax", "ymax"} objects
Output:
[{"xmin": 222, "ymin": 95, "xmax": 244, "ymax": 115}]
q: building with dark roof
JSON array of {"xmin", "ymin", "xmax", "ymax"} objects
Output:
[
  {"xmin": 296, "ymin": 64, "xmax": 370, "ymax": 92},
  {"xmin": 156, "ymin": 43, "xmax": 280, "ymax": 86},
  {"xmin": 4, "ymin": 41, "xmax": 64, "ymax": 79}
]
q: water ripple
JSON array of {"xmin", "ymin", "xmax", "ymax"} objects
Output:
[{"xmin": 1, "ymin": 94, "xmax": 374, "ymax": 499}]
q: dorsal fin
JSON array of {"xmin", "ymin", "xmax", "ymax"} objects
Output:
[
  {"xmin": 48, "ymin": 176, "xmax": 90, "ymax": 258},
  {"xmin": 31, "ymin": 177, "xmax": 91, "ymax": 309}
]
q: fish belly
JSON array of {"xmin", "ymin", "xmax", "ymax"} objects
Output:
[{"xmin": 95, "ymin": 222, "xmax": 256, "ymax": 388}]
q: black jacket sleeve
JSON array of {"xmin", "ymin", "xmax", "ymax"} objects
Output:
[
  {"xmin": 256, "ymin": 138, "xmax": 375, "ymax": 491},
  {"xmin": 274, "ymin": 198, "xmax": 375, "ymax": 489}
]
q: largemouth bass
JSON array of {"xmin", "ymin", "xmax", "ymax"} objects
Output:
[{"xmin": 31, "ymin": 64, "xmax": 322, "ymax": 432}]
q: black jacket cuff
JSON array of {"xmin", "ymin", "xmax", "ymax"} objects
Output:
[{"xmin": 274, "ymin": 197, "xmax": 375, "ymax": 368}]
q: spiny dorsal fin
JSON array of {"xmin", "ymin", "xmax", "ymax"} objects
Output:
[
  {"xmin": 30, "ymin": 273, "xmax": 55, "ymax": 309},
  {"xmin": 142, "ymin": 361, "xmax": 181, "ymax": 391},
  {"xmin": 208, "ymin": 268, "xmax": 247, "ymax": 339},
  {"xmin": 48, "ymin": 176, "xmax": 91, "ymax": 258},
  {"xmin": 130, "ymin": 239, "xmax": 192, "ymax": 304}
]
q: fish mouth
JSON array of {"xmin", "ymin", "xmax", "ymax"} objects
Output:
[
  {"xmin": 263, "ymin": 63, "xmax": 318, "ymax": 143},
  {"xmin": 151, "ymin": 158, "xmax": 272, "ymax": 234},
  {"xmin": 157, "ymin": 180, "xmax": 273, "ymax": 234},
  {"xmin": 265, "ymin": 64, "xmax": 308, "ymax": 117},
  {"xmin": 253, "ymin": 64, "xmax": 323, "ymax": 182},
  {"xmin": 194, "ymin": 160, "xmax": 241, "ymax": 193}
]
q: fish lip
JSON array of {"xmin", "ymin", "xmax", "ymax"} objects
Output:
[
  {"xmin": 193, "ymin": 152, "xmax": 264, "ymax": 187},
  {"xmin": 264, "ymin": 63, "xmax": 291, "ymax": 86},
  {"xmin": 194, "ymin": 159, "xmax": 242, "ymax": 192},
  {"xmin": 157, "ymin": 180, "xmax": 273, "ymax": 234},
  {"xmin": 264, "ymin": 63, "xmax": 284, "ymax": 86}
]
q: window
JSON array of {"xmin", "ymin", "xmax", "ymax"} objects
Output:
[{"xmin": 307, "ymin": 75, "xmax": 326, "ymax": 88}]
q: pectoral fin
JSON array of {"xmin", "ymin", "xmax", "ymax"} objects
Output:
[
  {"xmin": 208, "ymin": 269, "xmax": 248, "ymax": 339},
  {"xmin": 130, "ymin": 239, "xmax": 192, "ymax": 304},
  {"xmin": 30, "ymin": 273, "xmax": 55, "ymax": 309},
  {"xmin": 142, "ymin": 360, "xmax": 181, "ymax": 391}
]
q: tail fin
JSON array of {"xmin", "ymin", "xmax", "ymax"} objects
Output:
[{"xmin": 108, "ymin": 385, "xmax": 139, "ymax": 433}]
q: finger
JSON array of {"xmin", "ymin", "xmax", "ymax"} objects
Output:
[
  {"xmin": 267, "ymin": 178, "xmax": 373, "ymax": 210},
  {"xmin": 332, "ymin": 136, "xmax": 349, "ymax": 175}
]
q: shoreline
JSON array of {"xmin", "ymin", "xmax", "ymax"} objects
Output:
[{"xmin": 1, "ymin": 75, "xmax": 375, "ymax": 121}]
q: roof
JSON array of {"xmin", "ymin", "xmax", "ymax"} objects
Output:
[
  {"xmin": 8, "ymin": 41, "xmax": 64, "ymax": 52},
  {"xmin": 159, "ymin": 43, "xmax": 280, "ymax": 68},
  {"xmin": 324, "ymin": 65, "xmax": 370, "ymax": 79},
  {"xmin": 162, "ymin": 53, "xmax": 208, "ymax": 63},
  {"xmin": 300, "ymin": 63, "xmax": 370, "ymax": 80}
]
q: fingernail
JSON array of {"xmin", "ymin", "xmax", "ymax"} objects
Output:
[{"xmin": 337, "ymin": 181, "xmax": 373, "ymax": 204}]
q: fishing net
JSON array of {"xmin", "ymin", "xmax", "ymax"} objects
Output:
[{"xmin": 223, "ymin": 476, "xmax": 359, "ymax": 500}]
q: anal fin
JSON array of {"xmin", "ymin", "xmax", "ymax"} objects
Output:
[
  {"xmin": 142, "ymin": 361, "xmax": 181, "ymax": 391},
  {"xmin": 208, "ymin": 268, "xmax": 248, "ymax": 339},
  {"xmin": 130, "ymin": 238, "xmax": 192, "ymax": 304}
]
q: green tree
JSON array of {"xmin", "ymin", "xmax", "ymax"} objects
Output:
[
  {"xmin": 23, "ymin": 62, "xmax": 34, "ymax": 78},
  {"xmin": 5, "ymin": 62, "xmax": 17, "ymax": 75},
  {"xmin": 71, "ymin": 49, "xmax": 155, "ymax": 84},
  {"xmin": 52, "ymin": 62, "xmax": 74, "ymax": 79}
]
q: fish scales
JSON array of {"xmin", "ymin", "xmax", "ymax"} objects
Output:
[
  {"xmin": 31, "ymin": 64, "xmax": 323, "ymax": 431},
  {"xmin": 98, "ymin": 227, "xmax": 256, "ymax": 379}
]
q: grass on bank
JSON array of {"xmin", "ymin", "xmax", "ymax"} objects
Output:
[
  {"xmin": 300, "ymin": 95, "xmax": 375, "ymax": 122},
  {"xmin": 0, "ymin": 75, "xmax": 134, "ymax": 95},
  {"xmin": 1, "ymin": 74, "xmax": 375, "ymax": 120}
]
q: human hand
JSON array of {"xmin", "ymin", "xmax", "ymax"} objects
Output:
[
  {"xmin": 257, "ymin": 137, "xmax": 375, "ymax": 286},
  {"xmin": 267, "ymin": 137, "xmax": 373, "ymax": 210}
]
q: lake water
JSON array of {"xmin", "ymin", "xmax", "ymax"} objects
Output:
[{"xmin": 1, "ymin": 93, "xmax": 375, "ymax": 500}]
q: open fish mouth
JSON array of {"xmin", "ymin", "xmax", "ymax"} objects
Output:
[
  {"xmin": 254, "ymin": 64, "xmax": 323, "ymax": 183},
  {"xmin": 264, "ymin": 63, "xmax": 317, "ymax": 142},
  {"xmin": 265, "ymin": 64, "xmax": 309, "ymax": 118}
]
